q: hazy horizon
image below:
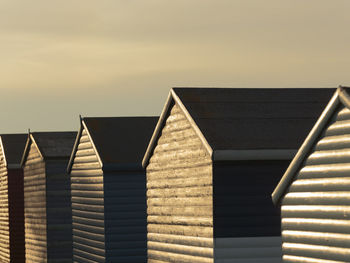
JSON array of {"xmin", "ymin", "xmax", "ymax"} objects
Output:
[{"xmin": 1, "ymin": 0, "xmax": 349, "ymax": 133}]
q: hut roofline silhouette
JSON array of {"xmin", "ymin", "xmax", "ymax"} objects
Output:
[
  {"xmin": 272, "ymin": 86, "xmax": 350, "ymax": 205},
  {"xmin": 67, "ymin": 116, "xmax": 158, "ymax": 173},
  {"xmin": 143, "ymin": 87, "xmax": 335, "ymax": 167}
]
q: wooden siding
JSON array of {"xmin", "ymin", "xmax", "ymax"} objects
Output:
[
  {"xmin": 281, "ymin": 104, "xmax": 350, "ymax": 262},
  {"xmin": 46, "ymin": 160, "xmax": 72, "ymax": 262},
  {"xmin": 213, "ymin": 161, "xmax": 287, "ymax": 262},
  {"xmin": 71, "ymin": 128, "xmax": 105, "ymax": 263},
  {"xmin": 23, "ymin": 142, "xmax": 47, "ymax": 263},
  {"xmin": 104, "ymin": 170, "xmax": 147, "ymax": 262},
  {"xmin": 147, "ymin": 103, "xmax": 214, "ymax": 263},
  {"xmin": 0, "ymin": 144, "xmax": 10, "ymax": 262},
  {"xmin": 8, "ymin": 169, "xmax": 25, "ymax": 263}
]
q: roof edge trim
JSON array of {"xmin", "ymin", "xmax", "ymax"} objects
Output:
[
  {"xmin": 82, "ymin": 120, "xmax": 104, "ymax": 169},
  {"xmin": 272, "ymin": 89, "xmax": 340, "ymax": 205},
  {"xmin": 213, "ymin": 149, "xmax": 297, "ymax": 161},
  {"xmin": 0, "ymin": 137, "xmax": 7, "ymax": 167},
  {"xmin": 170, "ymin": 89, "xmax": 213, "ymax": 156},
  {"xmin": 142, "ymin": 88, "xmax": 213, "ymax": 168},
  {"xmin": 67, "ymin": 119, "xmax": 84, "ymax": 173},
  {"xmin": 20, "ymin": 134, "xmax": 31, "ymax": 167},
  {"xmin": 338, "ymin": 86, "xmax": 350, "ymax": 109},
  {"xmin": 142, "ymin": 91, "xmax": 173, "ymax": 168},
  {"xmin": 30, "ymin": 133, "xmax": 45, "ymax": 160}
]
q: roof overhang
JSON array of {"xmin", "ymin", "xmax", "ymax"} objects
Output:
[
  {"xmin": 0, "ymin": 137, "xmax": 7, "ymax": 168},
  {"xmin": 213, "ymin": 149, "xmax": 297, "ymax": 161},
  {"xmin": 272, "ymin": 86, "xmax": 348, "ymax": 205}
]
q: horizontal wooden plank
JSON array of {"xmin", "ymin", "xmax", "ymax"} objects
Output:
[
  {"xmin": 148, "ymin": 249, "xmax": 213, "ymax": 263},
  {"xmin": 148, "ymin": 224, "xmax": 213, "ymax": 237}
]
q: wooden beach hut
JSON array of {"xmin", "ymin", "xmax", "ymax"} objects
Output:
[
  {"xmin": 272, "ymin": 86, "xmax": 350, "ymax": 262},
  {"xmin": 67, "ymin": 117, "xmax": 158, "ymax": 263},
  {"xmin": 0, "ymin": 134, "xmax": 27, "ymax": 263},
  {"xmin": 142, "ymin": 87, "xmax": 335, "ymax": 263},
  {"xmin": 20, "ymin": 131, "xmax": 76, "ymax": 263}
]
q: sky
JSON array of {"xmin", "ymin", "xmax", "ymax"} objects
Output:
[{"xmin": 0, "ymin": 0, "xmax": 350, "ymax": 133}]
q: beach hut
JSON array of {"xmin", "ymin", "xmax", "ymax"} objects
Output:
[
  {"xmin": 21, "ymin": 131, "xmax": 76, "ymax": 263},
  {"xmin": 142, "ymin": 87, "xmax": 334, "ymax": 263},
  {"xmin": 67, "ymin": 117, "xmax": 158, "ymax": 263},
  {"xmin": 0, "ymin": 134, "xmax": 27, "ymax": 263},
  {"xmin": 272, "ymin": 86, "xmax": 350, "ymax": 262}
]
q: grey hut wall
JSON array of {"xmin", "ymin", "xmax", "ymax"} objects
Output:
[
  {"xmin": 213, "ymin": 161, "xmax": 288, "ymax": 262},
  {"xmin": 146, "ymin": 103, "xmax": 214, "ymax": 263},
  {"xmin": 281, "ymin": 104, "xmax": 350, "ymax": 262},
  {"xmin": 71, "ymin": 126, "xmax": 148, "ymax": 263},
  {"xmin": 23, "ymin": 142, "xmax": 47, "ymax": 263},
  {"xmin": 71, "ymin": 128, "xmax": 105, "ymax": 262},
  {"xmin": 45, "ymin": 160, "xmax": 72, "ymax": 262},
  {"xmin": 0, "ymin": 143, "xmax": 10, "ymax": 262},
  {"xmin": 104, "ymin": 170, "xmax": 147, "ymax": 262}
]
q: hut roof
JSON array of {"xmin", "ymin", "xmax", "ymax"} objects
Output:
[
  {"xmin": 67, "ymin": 117, "xmax": 158, "ymax": 171},
  {"xmin": 21, "ymin": 132, "xmax": 77, "ymax": 166},
  {"xmin": 143, "ymin": 87, "xmax": 335, "ymax": 167},
  {"xmin": 0, "ymin": 134, "xmax": 27, "ymax": 168},
  {"xmin": 272, "ymin": 86, "xmax": 349, "ymax": 205}
]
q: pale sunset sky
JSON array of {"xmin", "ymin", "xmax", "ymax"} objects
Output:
[{"xmin": 1, "ymin": 0, "xmax": 349, "ymax": 133}]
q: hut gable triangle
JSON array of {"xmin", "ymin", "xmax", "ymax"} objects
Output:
[
  {"xmin": 272, "ymin": 87, "xmax": 350, "ymax": 205},
  {"xmin": 20, "ymin": 134, "xmax": 43, "ymax": 167},
  {"xmin": 0, "ymin": 134, "xmax": 27, "ymax": 169},
  {"xmin": 142, "ymin": 88, "xmax": 213, "ymax": 168},
  {"xmin": 67, "ymin": 119, "xmax": 102, "ymax": 173}
]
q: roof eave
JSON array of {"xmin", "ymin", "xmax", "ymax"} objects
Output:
[
  {"xmin": 0, "ymin": 137, "xmax": 7, "ymax": 168},
  {"xmin": 20, "ymin": 133, "xmax": 32, "ymax": 167},
  {"xmin": 142, "ymin": 91, "xmax": 173, "ymax": 168},
  {"xmin": 272, "ymin": 88, "xmax": 340, "ymax": 205},
  {"xmin": 81, "ymin": 119, "xmax": 104, "ymax": 169},
  {"xmin": 67, "ymin": 119, "xmax": 84, "ymax": 173},
  {"xmin": 213, "ymin": 149, "xmax": 297, "ymax": 161}
]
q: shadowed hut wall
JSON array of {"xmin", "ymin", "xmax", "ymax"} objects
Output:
[
  {"xmin": 146, "ymin": 103, "xmax": 213, "ymax": 263},
  {"xmin": 104, "ymin": 170, "xmax": 147, "ymax": 262},
  {"xmin": 213, "ymin": 161, "xmax": 288, "ymax": 263},
  {"xmin": 281, "ymin": 104, "xmax": 350, "ymax": 262},
  {"xmin": 8, "ymin": 169, "xmax": 25, "ymax": 263},
  {"xmin": 0, "ymin": 145, "xmax": 10, "ymax": 262},
  {"xmin": 46, "ymin": 160, "xmax": 72, "ymax": 262},
  {"xmin": 71, "ymin": 128, "xmax": 105, "ymax": 262},
  {"xmin": 23, "ymin": 143, "xmax": 47, "ymax": 263}
]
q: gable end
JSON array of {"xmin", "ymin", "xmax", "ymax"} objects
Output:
[{"xmin": 272, "ymin": 88, "xmax": 343, "ymax": 205}]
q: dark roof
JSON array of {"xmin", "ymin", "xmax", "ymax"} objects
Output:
[
  {"xmin": 0, "ymin": 134, "xmax": 27, "ymax": 166},
  {"xmin": 143, "ymin": 87, "xmax": 335, "ymax": 166},
  {"xmin": 272, "ymin": 87, "xmax": 347, "ymax": 205},
  {"xmin": 31, "ymin": 132, "xmax": 77, "ymax": 158},
  {"xmin": 68, "ymin": 117, "xmax": 158, "ymax": 170},
  {"xmin": 21, "ymin": 132, "xmax": 77, "ymax": 166},
  {"xmin": 174, "ymin": 88, "xmax": 335, "ymax": 150}
]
